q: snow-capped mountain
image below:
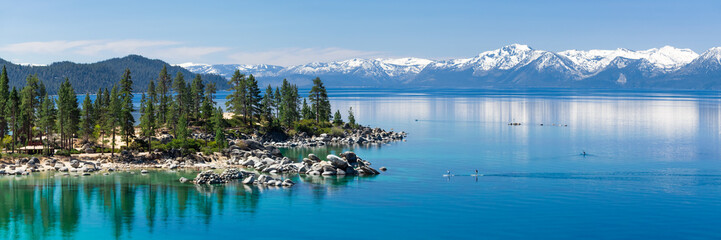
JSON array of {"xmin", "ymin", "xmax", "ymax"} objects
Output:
[
  {"xmin": 558, "ymin": 46, "xmax": 698, "ymax": 73},
  {"xmin": 178, "ymin": 44, "xmax": 721, "ymax": 89}
]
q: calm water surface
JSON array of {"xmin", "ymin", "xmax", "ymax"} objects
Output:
[{"xmin": 4, "ymin": 89, "xmax": 721, "ymax": 239}]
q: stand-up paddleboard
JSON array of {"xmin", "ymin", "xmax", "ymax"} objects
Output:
[{"xmin": 442, "ymin": 174, "xmax": 454, "ymax": 177}]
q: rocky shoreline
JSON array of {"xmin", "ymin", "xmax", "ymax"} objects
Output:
[{"xmin": 0, "ymin": 126, "xmax": 404, "ymax": 187}]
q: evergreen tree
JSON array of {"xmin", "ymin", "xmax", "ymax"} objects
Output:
[
  {"xmin": 56, "ymin": 78, "xmax": 80, "ymax": 150},
  {"xmin": 107, "ymin": 85, "xmax": 121, "ymax": 156},
  {"xmin": 6, "ymin": 87, "xmax": 19, "ymax": 153},
  {"xmin": 212, "ymin": 106, "xmax": 225, "ymax": 148},
  {"xmin": 279, "ymin": 79, "xmax": 300, "ymax": 127},
  {"xmin": 157, "ymin": 65, "xmax": 172, "ymax": 127},
  {"xmin": 173, "ymin": 71, "xmax": 188, "ymax": 120},
  {"xmin": 19, "ymin": 74, "xmax": 40, "ymax": 144},
  {"xmin": 201, "ymin": 82, "xmax": 216, "ymax": 126},
  {"xmin": 190, "ymin": 74, "xmax": 205, "ymax": 119},
  {"xmin": 333, "ymin": 110, "xmax": 343, "ymax": 125},
  {"xmin": 261, "ymin": 85, "xmax": 274, "ymax": 124},
  {"xmin": 176, "ymin": 114, "xmax": 188, "ymax": 146},
  {"xmin": 38, "ymin": 94, "xmax": 56, "ymax": 155},
  {"xmin": 273, "ymin": 87, "xmax": 282, "ymax": 119},
  {"xmin": 348, "ymin": 107, "xmax": 356, "ymax": 127},
  {"xmin": 245, "ymin": 74, "xmax": 262, "ymax": 128},
  {"xmin": 80, "ymin": 94, "xmax": 95, "ymax": 141},
  {"xmin": 0, "ymin": 66, "xmax": 9, "ymax": 138},
  {"xmin": 309, "ymin": 77, "xmax": 331, "ymax": 123},
  {"xmin": 215, "ymin": 127, "xmax": 226, "ymax": 149},
  {"xmin": 301, "ymin": 98, "xmax": 313, "ymax": 120},
  {"xmin": 140, "ymin": 91, "xmax": 156, "ymax": 151},
  {"xmin": 119, "ymin": 69, "xmax": 134, "ymax": 146},
  {"xmin": 226, "ymin": 70, "xmax": 247, "ymax": 124}
]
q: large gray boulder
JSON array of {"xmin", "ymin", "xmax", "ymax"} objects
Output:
[
  {"xmin": 326, "ymin": 154, "xmax": 350, "ymax": 170},
  {"xmin": 341, "ymin": 151, "xmax": 357, "ymax": 163}
]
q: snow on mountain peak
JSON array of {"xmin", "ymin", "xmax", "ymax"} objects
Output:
[
  {"xmin": 558, "ymin": 46, "xmax": 698, "ymax": 72},
  {"xmin": 699, "ymin": 47, "xmax": 721, "ymax": 63}
]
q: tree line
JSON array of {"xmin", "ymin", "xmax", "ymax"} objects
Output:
[{"xmin": 0, "ymin": 65, "xmax": 355, "ymax": 157}]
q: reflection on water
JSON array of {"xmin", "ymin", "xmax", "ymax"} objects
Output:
[{"xmin": 5, "ymin": 89, "xmax": 721, "ymax": 239}]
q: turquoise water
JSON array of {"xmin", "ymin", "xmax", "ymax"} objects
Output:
[{"xmin": 6, "ymin": 89, "xmax": 721, "ymax": 239}]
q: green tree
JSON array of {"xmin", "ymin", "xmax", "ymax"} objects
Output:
[
  {"xmin": 301, "ymin": 98, "xmax": 313, "ymax": 120},
  {"xmin": 19, "ymin": 74, "xmax": 40, "ymax": 144},
  {"xmin": 56, "ymin": 78, "xmax": 80, "ymax": 150},
  {"xmin": 201, "ymin": 82, "xmax": 216, "ymax": 128},
  {"xmin": 279, "ymin": 79, "xmax": 300, "ymax": 127},
  {"xmin": 38, "ymin": 94, "xmax": 56, "ymax": 155},
  {"xmin": 6, "ymin": 87, "xmax": 20, "ymax": 153},
  {"xmin": 119, "ymin": 69, "xmax": 134, "ymax": 146},
  {"xmin": 80, "ymin": 94, "xmax": 95, "ymax": 141},
  {"xmin": 107, "ymin": 85, "xmax": 121, "ymax": 156},
  {"xmin": 226, "ymin": 70, "xmax": 247, "ymax": 125},
  {"xmin": 260, "ymin": 84, "xmax": 274, "ymax": 125},
  {"xmin": 309, "ymin": 77, "xmax": 331, "ymax": 123},
  {"xmin": 245, "ymin": 74, "xmax": 262, "ymax": 128},
  {"xmin": 348, "ymin": 107, "xmax": 356, "ymax": 127},
  {"xmin": 0, "ymin": 66, "xmax": 9, "ymax": 139},
  {"xmin": 333, "ymin": 110, "xmax": 343, "ymax": 125},
  {"xmin": 190, "ymin": 74, "xmax": 205, "ymax": 119},
  {"xmin": 140, "ymin": 91, "xmax": 156, "ymax": 151},
  {"xmin": 176, "ymin": 114, "xmax": 188, "ymax": 146},
  {"xmin": 157, "ymin": 65, "xmax": 172, "ymax": 127}
]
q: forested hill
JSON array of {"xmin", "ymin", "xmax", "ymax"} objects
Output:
[{"xmin": 0, "ymin": 55, "xmax": 229, "ymax": 94}]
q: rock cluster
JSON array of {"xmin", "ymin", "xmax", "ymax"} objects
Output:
[
  {"xmin": 1, "ymin": 158, "xmax": 99, "ymax": 175},
  {"xmin": 268, "ymin": 126, "xmax": 406, "ymax": 148},
  {"xmin": 190, "ymin": 168, "xmax": 294, "ymax": 187}
]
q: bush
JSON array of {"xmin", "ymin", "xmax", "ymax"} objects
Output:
[
  {"xmin": 56, "ymin": 149, "xmax": 82, "ymax": 156},
  {"xmin": 294, "ymin": 119, "xmax": 333, "ymax": 136},
  {"xmin": 167, "ymin": 139, "xmax": 204, "ymax": 155},
  {"xmin": 327, "ymin": 126, "xmax": 346, "ymax": 137}
]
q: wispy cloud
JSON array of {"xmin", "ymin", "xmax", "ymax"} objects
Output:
[
  {"xmin": 0, "ymin": 40, "xmax": 383, "ymax": 66},
  {"xmin": 0, "ymin": 39, "xmax": 228, "ymax": 63},
  {"xmin": 227, "ymin": 47, "xmax": 384, "ymax": 66}
]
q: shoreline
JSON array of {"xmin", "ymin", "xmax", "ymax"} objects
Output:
[{"xmin": 0, "ymin": 126, "xmax": 405, "ymax": 186}]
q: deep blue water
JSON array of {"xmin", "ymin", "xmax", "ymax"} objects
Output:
[{"xmin": 5, "ymin": 89, "xmax": 721, "ymax": 239}]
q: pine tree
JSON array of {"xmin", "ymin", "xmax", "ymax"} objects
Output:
[
  {"xmin": 140, "ymin": 92, "xmax": 156, "ymax": 151},
  {"xmin": 119, "ymin": 69, "xmax": 134, "ymax": 146},
  {"xmin": 309, "ymin": 77, "xmax": 331, "ymax": 123},
  {"xmin": 212, "ymin": 107, "xmax": 225, "ymax": 148},
  {"xmin": 273, "ymin": 87, "xmax": 282, "ymax": 119},
  {"xmin": 176, "ymin": 114, "xmax": 188, "ymax": 146},
  {"xmin": 157, "ymin": 65, "xmax": 172, "ymax": 127},
  {"xmin": 246, "ymin": 74, "xmax": 262, "ymax": 128},
  {"xmin": 190, "ymin": 74, "xmax": 205, "ymax": 119},
  {"xmin": 38, "ymin": 94, "xmax": 56, "ymax": 155},
  {"xmin": 107, "ymin": 85, "xmax": 121, "ymax": 156},
  {"xmin": 201, "ymin": 82, "xmax": 216, "ymax": 128},
  {"xmin": 56, "ymin": 78, "xmax": 80, "ymax": 150},
  {"xmin": 226, "ymin": 70, "xmax": 247, "ymax": 125},
  {"xmin": 333, "ymin": 110, "xmax": 343, "ymax": 125},
  {"xmin": 279, "ymin": 79, "xmax": 300, "ymax": 127},
  {"xmin": 348, "ymin": 107, "xmax": 356, "ymax": 127},
  {"xmin": 301, "ymin": 98, "xmax": 313, "ymax": 120},
  {"xmin": 261, "ymin": 84, "xmax": 274, "ymax": 124},
  {"xmin": 19, "ymin": 74, "xmax": 40, "ymax": 145},
  {"xmin": 141, "ymin": 82, "xmax": 157, "ymax": 151},
  {"xmin": 81, "ymin": 94, "xmax": 95, "ymax": 141},
  {"xmin": 173, "ymin": 71, "xmax": 187, "ymax": 120},
  {"xmin": 6, "ymin": 87, "xmax": 19, "ymax": 153},
  {"xmin": 0, "ymin": 66, "xmax": 9, "ymax": 139}
]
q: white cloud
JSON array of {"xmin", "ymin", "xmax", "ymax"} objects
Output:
[
  {"xmin": 0, "ymin": 40, "xmax": 382, "ymax": 66},
  {"xmin": 227, "ymin": 47, "xmax": 384, "ymax": 66},
  {"xmin": 0, "ymin": 39, "xmax": 227, "ymax": 64}
]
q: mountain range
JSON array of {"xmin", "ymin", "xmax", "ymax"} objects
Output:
[
  {"xmin": 179, "ymin": 44, "xmax": 721, "ymax": 89},
  {"xmin": 0, "ymin": 55, "xmax": 229, "ymax": 94}
]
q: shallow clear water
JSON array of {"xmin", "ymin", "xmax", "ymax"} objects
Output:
[{"xmin": 7, "ymin": 89, "xmax": 721, "ymax": 239}]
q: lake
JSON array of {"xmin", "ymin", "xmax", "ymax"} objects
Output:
[{"xmin": 4, "ymin": 88, "xmax": 721, "ymax": 239}]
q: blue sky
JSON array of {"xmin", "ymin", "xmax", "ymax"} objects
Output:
[{"xmin": 0, "ymin": 0, "xmax": 719, "ymax": 66}]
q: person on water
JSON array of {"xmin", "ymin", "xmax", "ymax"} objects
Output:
[
  {"xmin": 582, "ymin": 151, "xmax": 587, "ymax": 156},
  {"xmin": 475, "ymin": 169, "xmax": 479, "ymax": 175},
  {"xmin": 446, "ymin": 170, "xmax": 451, "ymax": 176}
]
